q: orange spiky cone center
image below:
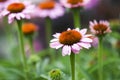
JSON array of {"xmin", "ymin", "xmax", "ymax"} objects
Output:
[{"xmin": 59, "ymin": 30, "xmax": 82, "ymax": 45}]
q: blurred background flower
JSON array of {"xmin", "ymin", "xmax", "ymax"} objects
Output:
[
  {"xmin": 34, "ymin": 0, "xmax": 64, "ymax": 19},
  {"xmin": 0, "ymin": 0, "xmax": 35, "ymax": 23}
]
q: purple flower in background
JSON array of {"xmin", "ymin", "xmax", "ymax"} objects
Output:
[{"xmin": 33, "ymin": 40, "xmax": 43, "ymax": 52}]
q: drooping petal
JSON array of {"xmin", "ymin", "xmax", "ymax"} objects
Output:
[
  {"xmin": 80, "ymin": 38, "xmax": 92, "ymax": 43},
  {"xmin": 8, "ymin": 14, "xmax": 16, "ymax": 23},
  {"xmin": 71, "ymin": 44, "xmax": 81, "ymax": 54},
  {"xmin": 18, "ymin": 13, "xmax": 25, "ymax": 19},
  {"xmin": 62, "ymin": 45, "xmax": 71, "ymax": 56},
  {"xmin": 78, "ymin": 42, "xmax": 91, "ymax": 49},
  {"xmin": 50, "ymin": 41, "xmax": 63, "ymax": 49},
  {"xmin": 16, "ymin": 14, "xmax": 21, "ymax": 20}
]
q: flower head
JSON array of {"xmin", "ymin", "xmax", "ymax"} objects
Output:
[
  {"xmin": 22, "ymin": 23, "xmax": 37, "ymax": 35},
  {"xmin": 34, "ymin": 0, "xmax": 64, "ymax": 19},
  {"xmin": 60, "ymin": 0, "xmax": 90, "ymax": 8},
  {"xmin": 49, "ymin": 69, "xmax": 62, "ymax": 80},
  {"xmin": 89, "ymin": 20, "xmax": 111, "ymax": 37},
  {"xmin": 50, "ymin": 28, "xmax": 92, "ymax": 56},
  {"xmin": 0, "ymin": 1, "xmax": 35, "ymax": 23}
]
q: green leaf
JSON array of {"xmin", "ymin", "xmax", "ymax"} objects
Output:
[
  {"xmin": 35, "ymin": 76, "xmax": 48, "ymax": 80},
  {"xmin": 89, "ymin": 58, "xmax": 120, "ymax": 73},
  {"xmin": 77, "ymin": 65, "xmax": 95, "ymax": 80}
]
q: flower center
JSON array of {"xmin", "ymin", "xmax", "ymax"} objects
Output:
[
  {"xmin": 59, "ymin": 30, "xmax": 82, "ymax": 45},
  {"xmin": 0, "ymin": 0, "xmax": 7, "ymax": 2},
  {"xmin": 67, "ymin": 0, "xmax": 83, "ymax": 4},
  {"xmin": 93, "ymin": 24, "xmax": 108, "ymax": 33},
  {"xmin": 39, "ymin": 1, "xmax": 55, "ymax": 9},
  {"xmin": 7, "ymin": 3, "xmax": 25, "ymax": 13},
  {"xmin": 22, "ymin": 23, "xmax": 37, "ymax": 34}
]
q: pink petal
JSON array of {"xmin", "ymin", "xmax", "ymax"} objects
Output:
[
  {"xmin": 84, "ymin": 34, "xmax": 92, "ymax": 37},
  {"xmin": 8, "ymin": 14, "xmax": 16, "ymax": 24},
  {"xmin": 16, "ymin": 14, "xmax": 21, "ymax": 20},
  {"xmin": 71, "ymin": 44, "xmax": 81, "ymax": 54},
  {"xmin": 2, "ymin": 10, "xmax": 9, "ymax": 16},
  {"xmin": 62, "ymin": 45, "xmax": 71, "ymax": 56},
  {"xmin": 50, "ymin": 39, "xmax": 59, "ymax": 42},
  {"xmin": 80, "ymin": 38, "xmax": 92, "ymax": 42},
  {"xmin": 50, "ymin": 42, "xmax": 63, "ymax": 49},
  {"xmin": 89, "ymin": 21, "xmax": 94, "ymax": 26},
  {"xmin": 39, "ymin": 10, "xmax": 49, "ymax": 17},
  {"xmin": 24, "ymin": 14, "xmax": 31, "ymax": 19},
  {"xmin": 75, "ymin": 28, "xmax": 80, "ymax": 32},
  {"xmin": 94, "ymin": 20, "xmax": 98, "ymax": 25},
  {"xmin": 19, "ymin": 13, "xmax": 25, "ymax": 19},
  {"xmin": 53, "ymin": 33, "xmax": 60, "ymax": 38},
  {"xmin": 80, "ymin": 28, "xmax": 87, "ymax": 35},
  {"xmin": 49, "ymin": 11, "xmax": 57, "ymax": 19},
  {"xmin": 78, "ymin": 43, "xmax": 91, "ymax": 49}
]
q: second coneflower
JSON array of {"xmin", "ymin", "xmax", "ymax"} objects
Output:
[
  {"xmin": 89, "ymin": 20, "xmax": 111, "ymax": 80},
  {"xmin": 89, "ymin": 20, "xmax": 111, "ymax": 37}
]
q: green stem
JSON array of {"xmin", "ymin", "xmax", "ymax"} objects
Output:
[
  {"xmin": 45, "ymin": 17, "xmax": 52, "ymax": 48},
  {"xmin": 70, "ymin": 53, "xmax": 75, "ymax": 80},
  {"xmin": 98, "ymin": 37, "xmax": 103, "ymax": 80},
  {"xmin": 16, "ymin": 20, "xmax": 29, "ymax": 80},
  {"xmin": 71, "ymin": 8, "xmax": 81, "ymax": 28},
  {"xmin": 28, "ymin": 37, "xmax": 34, "ymax": 54}
]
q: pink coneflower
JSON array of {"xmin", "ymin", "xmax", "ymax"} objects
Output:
[
  {"xmin": 89, "ymin": 20, "xmax": 111, "ymax": 36},
  {"xmin": 34, "ymin": 0, "xmax": 64, "ymax": 19},
  {"xmin": 50, "ymin": 28, "xmax": 92, "ymax": 56},
  {"xmin": 60, "ymin": 0, "xmax": 90, "ymax": 8},
  {"xmin": 0, "ymin": 1, "xmax": 35, "ymax": 23}
]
